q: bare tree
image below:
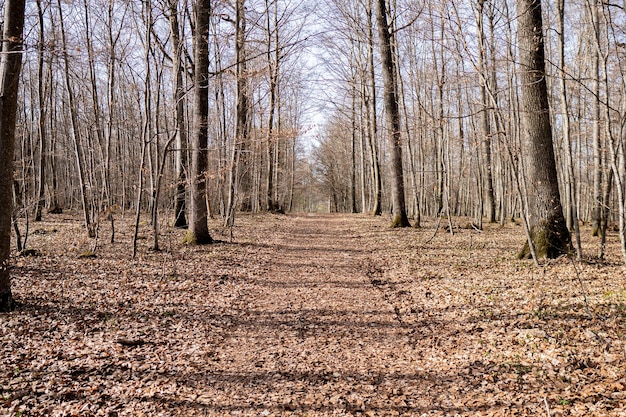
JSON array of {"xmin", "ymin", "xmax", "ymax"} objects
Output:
[
  {"xmin": 187, "ymin": 0, "xmax": 213, "ymax": 244},
  {"xmin": 366, "ymin": 0, "xmax": 382, "ymax": 216},
  {"xmin": 58, "ymin": 0, "xmax": 95, "ymax": 238},
  {"xmin": 34, "ymin": 0, "xmax": 47, "ymax": 222},
  {"xmin": 375, "ymin": 0, "xmax": 410, "ymax": 227},
  {"xmin": 517, "ymin": 0, "xmax": 570, "ymax": 258},
  {"xmin": 264, "ymin": 0, "xmax": 279, "ymax": 212},
  {"xmin": 556, "ymin": 0, "xmax": 582, "ymax": 258},
  {"xmin": 474, "ymin": 0, "xmax": 495, "ymax": 224},
  {"xmin": 589, "ymin": 0, "xmax": 603, "ymax": 237},
  {"xmin": 0, "ymin": 0, "xmax": 26, "ymax": 312},
  {"xmin": 225, "ymin": 0, "xmax": 250, "ymax": 228}
]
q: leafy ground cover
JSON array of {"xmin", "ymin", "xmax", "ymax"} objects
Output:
[{"xmin": 2, "ymin": 213, "xmax": 626, "ymax": 416}]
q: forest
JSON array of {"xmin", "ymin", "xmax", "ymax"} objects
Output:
[{"xmin": 2, "ymin": 0, "xmax": 626, "ymax": 415}]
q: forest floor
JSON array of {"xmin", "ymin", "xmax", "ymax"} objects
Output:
[{"xmin": 2, "ymin": 213, "xmax": 626, "ymax": 416}]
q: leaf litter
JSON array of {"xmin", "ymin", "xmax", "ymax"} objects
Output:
[{"xmin": 2, "ymin": 213, "xmax": 626, "ymax": 416}]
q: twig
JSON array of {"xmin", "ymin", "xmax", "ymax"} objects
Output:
[
  {"xmin": 116, "ymin": 338, "xmax": 147, "ymax": 347},
  {"xmin": 424, "ymin": 217, "xmax": 442, "ymax": 244},
  {"xmin": 569, "ymin": 257, "xmax": 593, "ymax": 319},
  {"xmin": 543, "ymin": 397, "xmax": 551, "ymax": 416}
]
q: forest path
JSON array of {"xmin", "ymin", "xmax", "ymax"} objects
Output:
[
  {"xmin": 8, "ymin": 213, "xmax": 626, "ymax": 416},
  {"xmin": 206, "ymin": 214, "xmax": 437, "ymax": 415}
]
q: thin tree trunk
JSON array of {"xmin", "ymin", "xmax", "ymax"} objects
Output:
[
  {"xmin": 170, "ymin": 0, "xmax": 188, "ymax": 228},
  {"xmin": 600, "ymin": 169, "xmax": 613, "ymax": 258},
  {"xmin": 475, "ymin": 0, "xmax": 496, "ymax": 224},
  {"xmin": 104, "ymin": 0, "xmax": 123, "ymax": 216},
  {"xmin": 226, "ymin": 0, "xmax": 250, "ymax": 226},
  {"xmin": 556, "ymin": 0, "xmax": 582, "ymax": 259},
  {"xmin": 590, "ymin": 0, "xmax": 603, "ymax": 237},
  {"xmin": 265, "ymin": 0, "xmax": 279, "ymax": 212},
  {"xmin": 83, "ymin": 0, "xmax": 107, "ymax": 211},
  {"xmin": 58, "ymin": 0, "xmax": 95, "ymax": 238},
  {"xmin": 34, "ymin": 0, "xmax": 46, "ymax": 222},
  {"xmin": 132, "ymin": 139, "xmax": 147, "ymax": 259},
  {"xmin": 367, "ymin": 0, "xmax": 382, "ymax": 216},
  {"xmin": 397, "ymin": 33, "xmax": 420, "ymax": 226},
  {"xmin": 351, "ymin": 85, "xmax": 358, "ymax": 213}
]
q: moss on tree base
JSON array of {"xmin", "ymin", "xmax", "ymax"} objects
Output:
[
  {"xmin": 391, "ymin": 214, "xmax": 411, "ymax": 228},
  {"xmin": 518, "ymin": 225, "xmax": 570, "ymax": 260},
  {"xmin": 182, "ymin": 231, "xmax": 213, "ymax": 245}
]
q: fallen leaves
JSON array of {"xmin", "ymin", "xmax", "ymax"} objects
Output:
[{"xmin": 2, "ymin": 213, "xmax": 626, "ymax": 416}]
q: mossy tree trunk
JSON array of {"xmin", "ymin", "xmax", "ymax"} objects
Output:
[
  {"xmin": 0, "ymin": 0, "xmax": 26, "ymax": 312},
  {"xmin": 188, "ymin": 0, "xmax": 213, "ymax": 245},
  {"xmin": 517, "ymin": 0, "xmax": 570, "ymax": 259},
  {"xmin": 375, "ymin": 0, "xmax": 410, "ymax": 228}
]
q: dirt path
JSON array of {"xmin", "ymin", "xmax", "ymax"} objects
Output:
[{"xmin": 206, "ymin": 214, "xmax": 426, "ymax": 415}]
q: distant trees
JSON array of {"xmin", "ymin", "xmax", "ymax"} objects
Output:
[
  {"xmin": 312, "ymin": 0, "xmax": 626, "ymax": 259},
  {"xmin": 0, "ymin": 0, "xmax": 26, "ymax": 312},
  {"xmin": 5, "ymin": 0, "xmax": 626, "ymax": 264},
  {"xmin": 8, "ymin": 0, "xmax": 311, "ymax": 238}
]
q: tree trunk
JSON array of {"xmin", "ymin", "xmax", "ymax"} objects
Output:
[
  {"xmin": 0, "ymin": 0, "xmax": 26, "ymax": 312},
  {"xmin": 517, "ymin": 0, "xmax": 570, "ymax": 259},
  {"xmin": 367, "ymin": 0, "xmax": 382, "ymax": 216},
  {"xmin": 475, "ymin": 0, "xmax": 496, "ymax": 224},
  {"xmin": 235, "ymin": 0, "xmax": 250, "ymax": 211},
  {"xmin": 375, "ymin": 0, "xmax": 410, "ymax": 227},
  {"xmin": 556, "ymin": 0, "xmax": 582, "ymax": 259},
  {"xmin": 58, "ymin": 0, "xmax": 95, "ymax": 238},
  {"xmin": 34, "ymin": 0, "xmax": 46, "ymax": 222},
  {"xmin": 590, "ymin": 0, "xmax": 602, "ymax": 237},
  {"xmin": 351, "ymin": 84, "xmax": 358, "ymax": 213},
  {"xmin": 187, "ymin": 0, "xmax": 213, "ymax": 245},
  {"xmin": 264, "ymin": 0, "xmax": 279, "ymax": 212},
  {"xmin": 226, "ymin": 0, "xmax": 250, "ymax": 226},
  {"xmin": 169, "ymin": 0, "xmax": 188, "ymax": 228},
  {"xmin": 83, "ymin": 0, "xmax": 107, "ymax": 211}
]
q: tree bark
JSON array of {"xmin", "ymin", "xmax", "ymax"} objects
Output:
[
  {"xmin": 169, "ymin": 0, "xmax": 188, "ymax": 228},
  {"xmin": 0, "ymin": 0, "xmax": 26, "ymax": 312},
  {"xmin": 226, "ymin": 0, "xmax": 250, "ymax": 226},
  {"xmin": 58, "ymin": 0, "xmax": 95, "ymax": 238},
  {"xmin": 265, "ymin": 0, "xmax": 279, "ymax": 212},
  {"xmin": 475, "ymin": 0, "xmax": 496, "ymax": 224},
  {"xmin": 375, "ymin": 0, "xmax": 410, "ymax": 227},
  {"xmin": 34, "ymin": 0, "xmax": 46, "ymax": 222},
  {"xmin": 590, "ymin": 0, "xmax": 602, "ymax": 237},
  {"xmin": 517, "ymin": 0, "xmax": 570, "ymax": 259},
  {"xmin": 187, "ymin": 0, "xmax": 213, "ymax": 244},
  {"xmin": 556, "ymin": 0, "xmax": 582, "ymax": 259},
  {"xmin": 367, "ymin": 0, "xmax": 382, "ymax": 216}
]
